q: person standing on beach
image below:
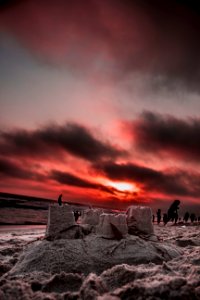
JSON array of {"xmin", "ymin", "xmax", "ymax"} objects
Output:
[
  {"xmin": 152, "ymin": 214, "xmax": 155, "ymax": 223},
  {"xmin": 183, "ymin": 212, "xmax": 190, "ymax": 223},
  {"xmin": 167, "ymin": 199, "xmax": 180, "ymax": 223},
  {"xmin": 58, "ymin": 194, "xmax": 62, "ymax": 206},
  {"xmin": 163, "ymin": 213, "xmax": 168, "ymax": 226},
  {"xmin": 157, "ymin": 209, "xmax": 161, "ymax": 224}
]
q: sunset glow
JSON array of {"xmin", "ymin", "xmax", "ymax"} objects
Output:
[
  {"xmin": 107, "ymin": 181, "xmax": 137, "ymax": 193},
  {"xmin": 0, "ymin": 0, "xmax": 200, "ymax": 213}
]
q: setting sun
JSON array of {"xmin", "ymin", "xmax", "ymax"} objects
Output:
[{"xmin": 108, "ymin": 181, "xmax": 137, "ymax": 192}]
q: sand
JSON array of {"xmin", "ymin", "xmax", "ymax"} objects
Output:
[{"xmin": 0, "ymin": 224, "xmax": 200, "ymax": 299}]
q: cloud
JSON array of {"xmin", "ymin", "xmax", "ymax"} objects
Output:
[
  {"xmin": 0, "ymin": 156, "xmax": 119, "ymax": 195},
  {"xmin": 50, "ymin": 169, "xmax": 116, "ymax": 195},
  {"xmin": 0, "ymin": 0, "xmax": 25, "ymax": 10},
  {"xmin": 1, "ymin": 1, "xmax": 200, "ymax": 90},
  {"xmin": 0, "ymin": 123, "xmax": 124, "ymax": 162},
  {"xmin": 0, "ymin": 157, "xmax": 42, "ymax": 180},
  {"xmin": 51, "ymin": 169, "xmax": 100, "ymax": 189},
  {"xmin": 129, "ymin": 111, "xmax": 200, "ymax": 162},
  {"xmin": 94, "ymin": 161, "xmax": 200, "ymax": 197},
  {"xmin": 0, "ymin": 156, "xmax": 117, "ymax": 195}
]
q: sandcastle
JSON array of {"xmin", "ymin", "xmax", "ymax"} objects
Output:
[
  {"xmin": 46, "ymin": 204, "xmax": 154, "ymax": 238},
  {"xmin": 10, "ymin": 204, "xmax": 182, "ymax": 276}
]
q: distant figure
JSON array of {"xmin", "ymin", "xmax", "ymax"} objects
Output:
[
  {"xmin": 174, "ymin": 213, "xmax": 178, "ymax": 224},
  {"xmin": 167, "ymin": 200, "xmax": 180, "ymax": 223},
  {"xmin": 163, "ymin": 213, "xmax": 168, "ymax": 226},
  {"xmin": 157, "ymin": 209, "xmax": 161, "ymax": 225},
  {"xmin": 183, "ymin": 212, "xmax": 189, "ymax": 223},
  {"xmin": 58, "ymin": 194, "xmax": 62, "ymax": 206},
  {"xmin": 152, "ymin": 214, "xmax": 155, "ymax": 223},
  {"xmin": 190, "ymin": 213, "xmax": 196, "ymax": 223}
]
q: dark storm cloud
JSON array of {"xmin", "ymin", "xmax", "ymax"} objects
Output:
[
  {"xmin": 94, "ymin": 161, "xmax": 200, "ymax": 197},
  {"xmin": 1, "ymin": 0, "xmax": 200, "ymax": 90},
  {"xmin": 0, "ymin": 0, "xmax": 23, "ymax": 10},
  {"xmin": 120, "ymin": 0, "xmax": 200, "ymax": 92},
  {"xmin": 130, "ymin": 111, "xmax": 200, "ymax": 161},
  {"xmin": 0, "ymin": 123, "xmax": 124, "ymax": 162},
  {"xmin": 50, "ymin": 169, "xmax": 116, "ymax": 194},
  {"xmin": 0, "ymin": 157, "xmax": 41, "ymax": 180},
  {"xmin": 37, "ymin": 123, "xmax": 124, "ymax": 162},
  {"xmin": 95, "ymin": 161, "xmax": 160, "ymax": 182},
  {"xmin": 51, "ymin": 170, "xmax": 101, "ymax": 189}
]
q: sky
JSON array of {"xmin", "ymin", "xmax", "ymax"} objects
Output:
[{"xmin": 0, "ymin": 0, "xmax": 200, "ymax": 213}]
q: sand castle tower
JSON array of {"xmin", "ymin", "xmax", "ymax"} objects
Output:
[
  {"xmin": 96, "ymin": 213, "xmax": 128, "ymax": 239},
  {"xmin": 126, "ymin": 206, "xmax": 154, "ymax": 235},
  {"xmin": 46, "ymin": 204, "xmax": 75, "ymax": 237}
]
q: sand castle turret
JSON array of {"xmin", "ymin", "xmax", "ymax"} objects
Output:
[
  {"xmin": 46, "ymin": 204, "xmax": 75, "ymax": 237},
  {"xmin": 97, "ymin": 213, "xmax": 128, "ymax": 239},
  {"xmin": 126, "ymin": 206, "xmax": 154, "ymax": 235}
]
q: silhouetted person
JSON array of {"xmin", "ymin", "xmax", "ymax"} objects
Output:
[
  {"xmin": 174, "ymin": 213, "xmax": 178, "ymax": 224},
  {"xmin": 157, "ymin": 209, "xmax": 161, "ymax": 225},
  {"xmin": 163, "ymin": 213, "xmax": 168, "ymax": 226},
  {"xmin": 198, "ymin": 216, "xmax": 200, "ymax": 222},
  {"xmin": 152, "ymin": 214, "xmax": 155, "ymax": 223},
  {"xmin": 183, "ymin": 212, "xmax": 189, "ymax": 223},
  {"xmin": 167, "ymin": 200, "xmax": 180, "ymax": 223},
  {"xmin": 58, "ymin": 194, "xmax": 62, "ymax": 206},
  {"xmin": 190, "ymin": 213, "xmax": 196, "ymax": 223}
]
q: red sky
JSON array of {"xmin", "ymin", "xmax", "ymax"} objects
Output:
[{"xmin": 0, "ymin": 0, "xmax": 200, "ymax": 213}]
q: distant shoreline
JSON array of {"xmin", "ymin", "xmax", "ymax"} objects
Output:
[
  {"xmin": 0, "ymin": 224, "xmax": 46, "ymax": 233},
  {"xmin": 0, "ymin": 221, "xmax": 46, "ymax": 225},
  {"xmin": 0, "ymin": 191, "xmax": 94, "ymax": 209}
]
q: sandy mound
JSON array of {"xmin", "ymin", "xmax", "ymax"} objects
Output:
[
  {"xmin": 1, "ymin": 260, "xmax": 200, "ymax": 300},
  {"xmin": 9, "ymin": 234, "xmax": 181, "ymax": 276},
  {"xmin": 1, "ymin": 224, "xmax": 200, "ymax": 300}
]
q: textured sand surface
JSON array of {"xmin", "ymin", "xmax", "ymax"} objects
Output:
[{"xmin": 0, "ymin": 224, "xmax": 199, "ymax": 299}]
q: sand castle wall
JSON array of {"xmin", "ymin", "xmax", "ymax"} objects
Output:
[
  {"xmin": 80, "ymin": 208, "xmax": 103, "ymax": 225},
  {"xmin": 46, "ymin": 204, "xmax": 154, "ymax": 238}
]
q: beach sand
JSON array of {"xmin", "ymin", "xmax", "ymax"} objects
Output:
[{"xmin": 0, "ymin": 223, "xmax": 199, "ymax": 299}]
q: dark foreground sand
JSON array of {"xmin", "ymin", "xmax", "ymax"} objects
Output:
[{"xmin": 0, "ymin": 224, "xmax": 200, "ymax": 300}]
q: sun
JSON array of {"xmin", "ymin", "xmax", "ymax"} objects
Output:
[{"xmin": 108, "ymin": 181, "xmax": 137, "ymax": 192}]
